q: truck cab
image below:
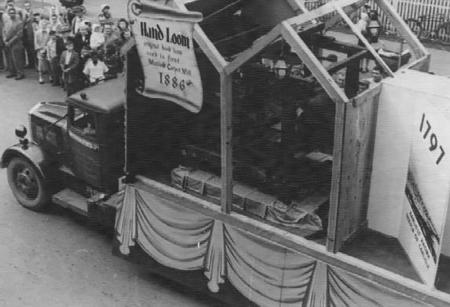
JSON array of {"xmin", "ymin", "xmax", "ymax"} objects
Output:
[{"xmin": 1, "ymin": 78, "xmax": 125, "ymax": 213}]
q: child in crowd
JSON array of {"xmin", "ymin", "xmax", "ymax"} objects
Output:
[{"xmin": 60, "ymin": 38, "xmax": 80, "ymax": 96}]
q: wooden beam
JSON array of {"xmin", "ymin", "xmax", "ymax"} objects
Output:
[
  {"xmin": 280, "ymin": 21, "xmax": 348, "ymax": 104},
  {"xmin": 224, "ymin": 25, "xmax": 282, "ymax": 75},
  {"xmin": 323, "ymin": 0, "xmax": 365, "ymax": 32},
  {"xmin": 201, "ymin": 0, "xmax": 243, "ymax": 23},
  {"xmin": 174, "ymin": 0, "xmax": 227, "ymax": 72},
  {"xmin": 405, "ymin": 54, "xmax": 431, "ymax": 72},
  {"xmin": 314, "ymin": 35, "xmax": 366, "ymax": 53},
  {"xmin": 375, "ymin": 0, "xmax": 429, "ymax": 59},
  {"xmin": 334, "ymin": 5, "xmax": 394, "ymax": 77},
  {"xmin": 327, "ymin": 49, "xmax": 369, "ymax": 75},
  {"xmin": 286, "ymin": 0, "xmax": 364, "ymax": 26},
  {"xmin": 133, "ymin": 175, "xmax": 450, "ymax": 307},
  {"xmin": 220, "ymin": 73, "xmax": 233, "ymax": 213},
  {"xmin": 193, "ymin": 25, "xmax": 228, "ymax": 72}
]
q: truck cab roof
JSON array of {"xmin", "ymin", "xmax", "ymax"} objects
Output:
[{"xmin": 68, "ymin": 78, "xmax": 125, "ymax": 114}]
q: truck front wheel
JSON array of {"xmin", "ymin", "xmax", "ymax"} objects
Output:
[{"xmin": 7, "ymin": 157, "xmax": 49, "ymax": 211}]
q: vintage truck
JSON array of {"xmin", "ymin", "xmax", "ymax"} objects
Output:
[
  {"xmin": 3, "ymin": 0, "xmax": 450, "ymax": 306},
  {"xmin": 2, "ymin": 80, "xmax": 124, "ymax": 220}
]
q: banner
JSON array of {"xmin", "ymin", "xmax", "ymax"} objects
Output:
[{"xmin": 128, "ymin": 0, "xmax": 203, "ymax": 113}]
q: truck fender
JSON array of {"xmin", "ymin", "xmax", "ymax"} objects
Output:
[{"xmin": 1, "ymin": 143, "xmax": 50, "ymax": 181}]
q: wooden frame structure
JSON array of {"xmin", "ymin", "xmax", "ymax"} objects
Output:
[
  {"xmin": 175, "ymin": 0, "xmax": 430, "ymax": 245},
  {"xmin": 120, "ymin": 0, "xmax": 447, "ymax": 305}
]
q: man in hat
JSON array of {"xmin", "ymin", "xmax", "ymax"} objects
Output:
[
  {"xmin": 83, "ymin": 50, "xmax": 108, "ymax": 85},
  {"xmin": 60, "ymin": 37, "xmax": 80, "ymax": 95},
  {"xmin": 23, "ymin": 0, "xmax": 33, "ymax": 19},
  {"xmin": 74, "ymin": 23, "xmax": 90, "ymax": 53},
  {"xmin": 71, "ymin": 5, "xmax": 87, "ymax": 35},
  {"xmin": 3, "ymin": 7, "xmax": 25, "ymax": 79},
  {"xmin": 100, "ymin": 4, "xmax": 112, "ymax": 23},
  {"xmin": 46, "ymin": 29, "xmax": 64, "ymax": 86},
  {"xmin": 4, "ymin": 0, "xmax": 24, "ymax": 20},
  {"xmin": 22, "ymin": 0, "xmax": 35, "ymax": 68}
]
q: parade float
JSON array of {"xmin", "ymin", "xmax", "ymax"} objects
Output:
[{"xmin": 3, "ymin": 0, "xmax": 450, "ymax": 306}]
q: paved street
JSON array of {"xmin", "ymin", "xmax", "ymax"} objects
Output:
[
  {"xmin": 0, "ymin": 1, "xmax": 223, "ymax": 306},
  {"xmin": 0, "ymin": 72, "xmax": 222, "ymax": 307},
  {"xmin": 0, "ymin": 1, "xmax": 221, "ymax": 305}
]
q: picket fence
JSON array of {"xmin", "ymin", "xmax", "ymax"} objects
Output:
[{"xmin": 304, "ymin": 0, "xmax": 450, "ymax": 44}]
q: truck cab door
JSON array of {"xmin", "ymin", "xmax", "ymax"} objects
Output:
[{"xmin": 67, "ymin": 106, "xmax": 102, "ymax": 189}]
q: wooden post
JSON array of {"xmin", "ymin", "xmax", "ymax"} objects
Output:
[
  {"xmin": 220, "ymin": 73, "xmax": 233, "ymax": 214},
  {"xmin": 327, "ymin": 101, "xmax": 347, "ymax": 253},
  {"xmin": 344, "ymin": 49, "xmax": 361, "ymax": 98}
]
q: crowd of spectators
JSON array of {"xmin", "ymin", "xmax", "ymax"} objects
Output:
[{"xmin": 0, "ymin": 0, "xmax": 132, "ymax": 95}]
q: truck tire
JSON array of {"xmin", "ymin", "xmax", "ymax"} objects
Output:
[{"xmin": 7, "ymin": 157, "xmax": 49, "ymax": 211}]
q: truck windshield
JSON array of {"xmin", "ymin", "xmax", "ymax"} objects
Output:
[{"xmin": 72, "ymin": 107, "xmax": 96, "ymax": 137}]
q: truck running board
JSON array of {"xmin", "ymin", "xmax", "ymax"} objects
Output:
[{"xmin": 52, "ymin": 189, "xmax": 89, "ymax": 216}]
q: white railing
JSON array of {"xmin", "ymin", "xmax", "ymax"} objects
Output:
[{"xmin": 303, "ymin": 0, "xmax": 450, "ymax": 44}]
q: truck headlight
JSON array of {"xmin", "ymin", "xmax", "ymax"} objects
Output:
[{"xmin": 15, "ymin": 125, "xmax": 27, "ymax": 138}]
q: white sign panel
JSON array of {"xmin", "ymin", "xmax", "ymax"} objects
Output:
[
  {"xmin": 128, "ymin": 0, "xmax": 203, "ymax": 113},
  {"xmin": 399, "ymin": 101, "xmax": 450, "ymax": 286},
  {"xmin": 368, "ymin": 71, "xmax": 450, "ymax": 286}
]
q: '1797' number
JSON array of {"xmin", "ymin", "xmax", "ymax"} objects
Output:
[
  {"xmin": 159, "ymin": 72, "xmax": 186, "ymax": 90},
  {"xmin": 420, "ymin": 113, "xmax": 445, "ymax": 165}
]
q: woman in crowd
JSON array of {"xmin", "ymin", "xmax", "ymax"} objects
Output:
[
  {"xmin": 90, "ymin": 23, "xmax": 104, "ymax": 50},
  {"xmin": 117, "ymin": 18, "xmax": 129, "ymax": 33},
  {"xmin": 49, "ymin": 13, "xmax": 62, "ymax": 32},
  {"xmin": 34, "ymin": 19, "xmax": 50, "ymax": 83}
]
